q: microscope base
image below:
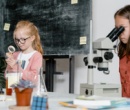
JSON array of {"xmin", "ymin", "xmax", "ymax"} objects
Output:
[{"xmin": 80, "ymin": 83, "xmax": 121, "ymax": 97}]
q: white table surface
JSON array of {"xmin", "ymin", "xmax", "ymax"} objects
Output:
[{"xmin": 1, "ymin": 92, "xmax": 130, "ymax": 110}]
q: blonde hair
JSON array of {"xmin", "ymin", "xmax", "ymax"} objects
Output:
[{"xmin": 13, "ymin": 20, "xmax": 43, "ymax": 54}]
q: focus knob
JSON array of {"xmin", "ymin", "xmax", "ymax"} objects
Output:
[
  {"xmin": 93, "ymin": 57, "xmax": 103, "ymax": 63},
  {"xmin": 83, "ymin": 57, "xmax": 88, "ymax": 66},
  {"xmin": 104, "ymin": 52, "xmax": 113, "ymax": 60}
]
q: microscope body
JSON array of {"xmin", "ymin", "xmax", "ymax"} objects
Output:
[
  {"xmin": 93, "ymin": 37, "xmax": 113, "ymax": 49},
  {"xmin": 93, "ymin": 37, "xmax": 113, "ymax": 71},
  {"xmin": 80, "ymin": 27, "xmax": 124, "ymax": 97}
]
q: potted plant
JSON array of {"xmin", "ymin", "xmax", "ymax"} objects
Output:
[
  {"xmin": 0, "ymin": 57, "xmax": 7, "ymax": 88},
  {"xmin": 0, "ymin": 72, "xmax": 6, "ymax": 88},
  {"xmin": 11, "ymin": 79, "xmax": 36, "ymax": 106}
]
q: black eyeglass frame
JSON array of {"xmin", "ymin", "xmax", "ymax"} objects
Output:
[{"xmin": 14, "ymin": 36, "xmax": 31, "ymax": 44}]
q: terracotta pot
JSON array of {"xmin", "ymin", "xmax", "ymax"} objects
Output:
[{"xmin": 14, "ymin": 88, "xmax": 33, "ymax": 106}]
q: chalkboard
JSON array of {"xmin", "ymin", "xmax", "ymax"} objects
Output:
[{"xmin": 0, "ymin": 0, "xmax": 92, "ymax": 57}]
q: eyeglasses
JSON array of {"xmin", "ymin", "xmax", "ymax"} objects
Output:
[{"xmin": 14, "ymin": 37, "xmax": 31, "ymax": 44}]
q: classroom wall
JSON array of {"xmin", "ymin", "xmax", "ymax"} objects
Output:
[{"xmin": 47, "ymin": 0, "xmax": 130, "ymax": 94}]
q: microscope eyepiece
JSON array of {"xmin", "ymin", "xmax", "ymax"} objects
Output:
[
  {"xmin": 107, "ymin": 26, "xmax": 124, "ymax": 42},
  {"xmin": 106, "ymin": 27, "xmax": 118, "ymax": 39},
  {"xmin": 111, "ymin": 26, "xmax": 124, "ymax": 42}
]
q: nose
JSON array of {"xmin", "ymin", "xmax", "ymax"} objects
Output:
[{"xmin": 17, "ymin": 42, "xmax": 23, "ymax": 46}]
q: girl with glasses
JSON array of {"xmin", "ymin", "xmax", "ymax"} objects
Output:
[{"xmin": 5, "ymin": 20, "xmax": 43, "ymax": 83}]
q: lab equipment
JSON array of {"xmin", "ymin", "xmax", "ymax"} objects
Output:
[
  {"xmin": 80, "ymin": 22, "xmax": 124, "ymax": 97},
  {"xmin": 8, "ymin": 45, "xmax": 15, "ymax": 53},
  {"xmin": 31, "ymin": 68, "xmax": 48, "ymax": 110}
]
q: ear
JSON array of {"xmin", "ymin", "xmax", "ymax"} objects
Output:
[{"xmin": 31, "ymin": 35, "xmax": 35, "ymax": 41}]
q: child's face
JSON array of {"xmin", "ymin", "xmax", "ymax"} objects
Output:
[
  {"xmin": 14, "ymin": 28, "xmax": 34, "ymax": 51},
  {"xmin": 115, "ymin": 15, "xmax": 130, "ymax": 44}
]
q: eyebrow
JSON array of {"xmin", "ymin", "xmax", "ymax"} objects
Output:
[{"xmin": 15, "ymin": 36, "xmax": 30, "ymax": 39}]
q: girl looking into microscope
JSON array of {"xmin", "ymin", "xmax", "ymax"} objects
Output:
[{"xmin": 115, "ymin": 5, "xmax": 130, "ymax": 97}]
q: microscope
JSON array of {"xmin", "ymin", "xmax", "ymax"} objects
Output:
[{"xmin": 80, "ymin": 26, "xmax": 124, "ymax": 97}]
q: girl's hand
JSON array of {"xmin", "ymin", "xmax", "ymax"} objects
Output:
[
  {"xmin": 5, "ymin": 53, "xmax": 17, "ymax": 68},
  {"xmin": 6, "ymin": 52, "xmax": 13, "ymax": 59}
]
